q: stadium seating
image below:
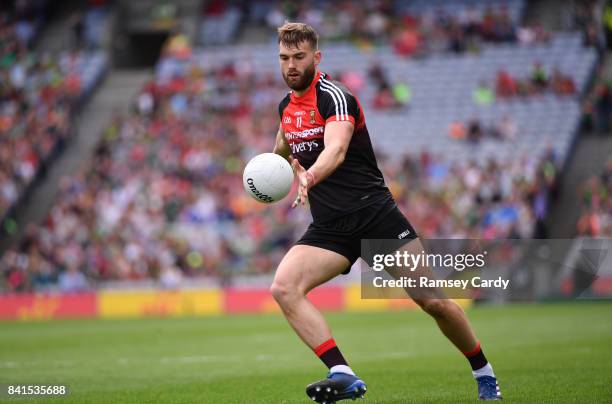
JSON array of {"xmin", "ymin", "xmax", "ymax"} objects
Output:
[
  {"xmin": 193, "ymin": 32, "xmax": 595, "ymax": 168},
  {"xmin": 198, "ymin": 0, "xmax": 242, "ymax": 45},
  {"xmin": 400, "ymin": 0, "xmax": 525, "ymax": 21}
]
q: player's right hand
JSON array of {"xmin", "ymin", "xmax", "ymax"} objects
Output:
[{"xmin": 291, "ymin": 159, "xmax": 312, "ymax": 208}]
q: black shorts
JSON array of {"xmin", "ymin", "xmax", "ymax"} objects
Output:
[{"xmin": 295, "ymin": 195, "xmax": 418, "ymax": 274}]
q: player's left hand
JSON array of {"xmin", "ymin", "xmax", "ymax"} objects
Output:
[{"xmin": 291, "ymin": 159, "xmax": 314, "ymax": 208}]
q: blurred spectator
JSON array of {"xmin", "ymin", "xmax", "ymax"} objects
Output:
[
  {"xmin": 200, "ymin": 0, "xmax": 242, "ymax": 46},
  {"xmin": 83, "ymin": 0, "xmax": 110, "ymax": 50},
  {"xmin": 392, "ymin": 25, "xmax": 422, "ymax": 57},
  {"xmin": 448, "ymin": 121, "xmax": 467, "ymax": 140},
  {"xmin": 368, "ymin": 62, "xmax": 390, "ymax": 90},
  {"xmin": 448, "ymin": 21, "xmax": 467, "ymax": 53},
  {"xmin": 582, "ymin": 65, "xmax": 612, "ymax": 134},
  {"xmin": 473, "ymin": 80, "xmax": 495, "ymax": 105},
  {"xmin": 160, "ymin": 266, "xmax": 183, "ymax": 289},
  {"xmin": 529, "ymin": 61, "xmax": 549, "ymax": 92},
  {"xmin": 58, "ymin": 266, "xmax": 88, "ymax": 292},
  {"xmin": 577, "ymin": 158, "xmax": 612, "ymax": 236},
  {"xmin": 337, "ymin": 70, "xmax": 365, "ymax": 95},
  {"xmin": 493, "ymin": 114, "xmax": 518, "ymax": 141},
  {"xmin": 392, "ymin": 82, "xmax": 411, "ymax": 106},
  {"xmin": 516, "ymin": 23, "xmax": 550, "ymax": 45},
  {"xmin": 70, "ymin": 12, "xmax": 84, "ymax": 50},
  {"xmin": 551, "ymin": 67, "xmax": 577, "ymax": 96},
  {"xmin": 368, "ymin": 62, "xmax": 404, "ymax": 110},
  {"xmin": 467, "ymin": 118, "xmax": 484, "ymax": 144},
  {"xmin": 373, "ymin": 84, "xmax": 399, "ymax": 110},
  {"xmin": 591, "ymin": 70, "xmax": 612, "ymax": 134},
  {"xmin": 162, "ymin": 31, "xmax": 192, "ymax": 60},
  {"xmin": 496, "ymin": 69, "xmax": 518, "ymax": 97}
]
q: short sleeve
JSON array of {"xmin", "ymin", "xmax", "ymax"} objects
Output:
[{"xmin": 318, "ymin": 83, "xmax": 359, "ymax": 125}]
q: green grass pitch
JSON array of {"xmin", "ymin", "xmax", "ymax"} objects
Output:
[{"xmin": 1, "ymin": 302, "xmax": 611, "ymax": 403}]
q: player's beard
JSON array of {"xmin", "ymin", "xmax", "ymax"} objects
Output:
[{"xmin": 283, "ymin": 63, "xmax": 316, "ymax": 92}]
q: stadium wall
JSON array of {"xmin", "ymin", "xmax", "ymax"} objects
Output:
[{"xmin": 0, "ymin": 286, "xmax": 470, "ymax": 321}]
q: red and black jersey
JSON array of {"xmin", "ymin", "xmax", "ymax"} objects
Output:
[{"xmin": 279, "ymin": 71, "xmax": 391, "ymax": 222}]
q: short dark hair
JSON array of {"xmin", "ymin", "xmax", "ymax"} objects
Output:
[{"xmin": 277, "ymin": 22, "xmax": 318, "ymax": 50}]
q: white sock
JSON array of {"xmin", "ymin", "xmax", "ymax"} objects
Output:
[
  {"xmin": 329, "ymin": 365, "xmax": 355, "ymax": 376},
  {"xmin": 472, "ymin": 363, "xmax": 495, "ymax": 379}
]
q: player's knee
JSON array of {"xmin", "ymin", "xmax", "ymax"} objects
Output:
[
  {"xmin": 270, "ymin": 279, "xmax": 300, "ymax": 306},
  {"xmin": 415, "ymin": 298, "xmax": 451, "ymax": 318}
]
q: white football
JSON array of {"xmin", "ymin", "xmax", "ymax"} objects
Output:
[{"xmin": 243, "ymin": 153, "xmax": 294, "ymax": 203}]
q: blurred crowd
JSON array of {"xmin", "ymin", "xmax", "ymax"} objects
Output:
[
  {"xmin": 494, "ymin": 62, "xmax": 577, "ymax": 99},
  {"xmin": 0, "ymin": 0, "xmax": 48, "ymax": 49},
  {"xmin": 448, "ymin": 115, "xmax": 518, "ymax": 143},
  {"xmin": 385, "ymin": 149, "xmax": 557, "ymax": 240},
  {"xmin": 0, "ymin": 5, "xmax": 95, "ymax": 223},
  {"xmin": 266, "ymin": 0, "xmax": 481, "ymax": 54},
  {"xmin": 0, "ymin": 45, "xmax": 561, "ymax": 292},
  {"xmin": 267, "ymin": 0, "xmax": 545, "ymax": 57},
  {"xmin": 68, "ymin": 0, "xmax": 110, "ymax": 51},
  {"xmin": 0, "ymin": 0, "xmax": 606, "ymax": 293},
  {"xmin": 200, "ymin": 0, "xmax": 547, "ymax": 57},
  {"xmin": 562, "ymin": 0, "xmax": 611, "ymax": 55},
  {"xmin": 1, "ymin": 58, "xmax": 303, "ymax": 292},
  {"xmin": 577, "ymin": 157, "xmax": 612, "ymax": 237}
]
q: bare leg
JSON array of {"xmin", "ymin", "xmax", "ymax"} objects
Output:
[
  {"xmin": 385, "ymin": 237, "xmax": 479, "ymax": 352},
  {"xmin": 270, "ymin": 245, "xmax": 350, "ymax": 349},
  {"xmin": 382, "ymin": 238, "xmax": 502, "ymax": 399}
]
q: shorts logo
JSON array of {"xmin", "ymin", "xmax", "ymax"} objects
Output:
[{"xmin": 398, "ymin": 229, "xmax": 412, "ymax": 239}]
